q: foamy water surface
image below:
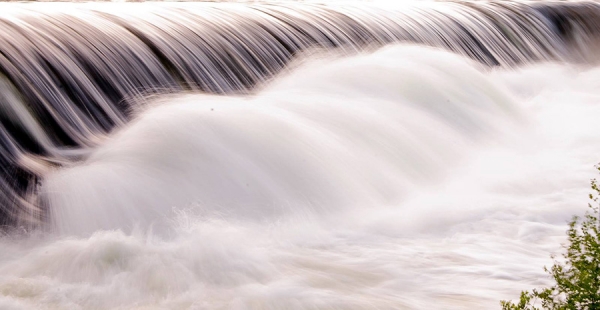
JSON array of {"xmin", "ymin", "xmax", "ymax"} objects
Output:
[{"xmin": 0, "ymin": 45, "xmax": 599, "ymax": 309}]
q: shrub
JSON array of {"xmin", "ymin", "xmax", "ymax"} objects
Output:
[{"xmin": 501, "ymin": 165, "xmax": 600, "ymax": 310}]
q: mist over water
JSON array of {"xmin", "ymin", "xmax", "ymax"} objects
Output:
[
  {"xmin": 0, "ymin": 44, "xmax": 598, "ymax": 309},
  {"xmin": 44, "ymin": 46, "xmax": 517, "ymax": 235}
]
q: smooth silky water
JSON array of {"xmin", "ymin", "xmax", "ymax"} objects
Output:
[{"xmin": 0, "ymin": 1, "xmax": 599, "ymax": 309}]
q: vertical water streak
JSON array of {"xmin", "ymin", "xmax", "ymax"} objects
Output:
[{"xmin": 0, "ymin": 1, "xmax": 598, "ymax": 228}]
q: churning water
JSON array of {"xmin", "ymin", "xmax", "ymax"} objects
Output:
[{"xmin": 0, "ymin": 1, "xmax": 600, "ymax": 309}]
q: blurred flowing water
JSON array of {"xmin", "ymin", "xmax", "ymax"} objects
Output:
[{"xmin": 0, "ymin": 1, "xmax": 600, "ymax": 309}]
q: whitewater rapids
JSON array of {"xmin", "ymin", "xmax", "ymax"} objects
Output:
[{"xmin": 1, "ymin": 45, "xmax": 599, "ymax": 309}]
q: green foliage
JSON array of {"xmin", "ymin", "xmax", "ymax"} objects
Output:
[{"xmin": 501, "ymin": 165, "xmax": 600, "ymax": 310}]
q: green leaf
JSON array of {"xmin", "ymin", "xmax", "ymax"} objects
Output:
[{"xmin": 500, "ymin": 164, "xmax": 600, "ymax": 310}]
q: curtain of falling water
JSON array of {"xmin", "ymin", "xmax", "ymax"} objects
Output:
[{"xmin": 0, "ymin": 1, "xmax": 598, "ymax": 228}]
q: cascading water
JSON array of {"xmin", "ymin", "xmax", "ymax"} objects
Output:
[
  {"xmin": 0, "ymin": 1, "xmax": 600, "ymax": 309},
  {"xmin": 43, "ymin": 46, "xmax": 520, "ymax": 235}
]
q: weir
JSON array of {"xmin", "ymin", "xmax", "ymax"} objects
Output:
[{"xmin": 0, "ymin": 1, "xmax": 599, "ymax": 228}]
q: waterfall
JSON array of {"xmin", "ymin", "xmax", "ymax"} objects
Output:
[
  {"xmin": 1, "ymin": 2, "xmax": 600, "ymax": 308},
  {"xmin": 0, "ymin": 1, "xmax": 599, "ymax": 228}
]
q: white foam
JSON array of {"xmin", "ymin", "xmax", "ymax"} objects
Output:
[
  {"xmin": 43, "ymin": 45, "xmax": 517, "ymax": 235},
  {"xmin": 2, "ymin": 45, "xmax": 600, "ymax": 309}
]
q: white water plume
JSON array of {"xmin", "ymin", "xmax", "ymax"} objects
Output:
[
  {"xmin": 43, "ymin": 46, "xmax": 518, "ymax": 235},
  {"xmin": 0, "ymin": 45, "xmax": 599, "ymax": 309},
  {"xmin": 1, "ymin": 0, "xmax": 598, "ymax": 226}
]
